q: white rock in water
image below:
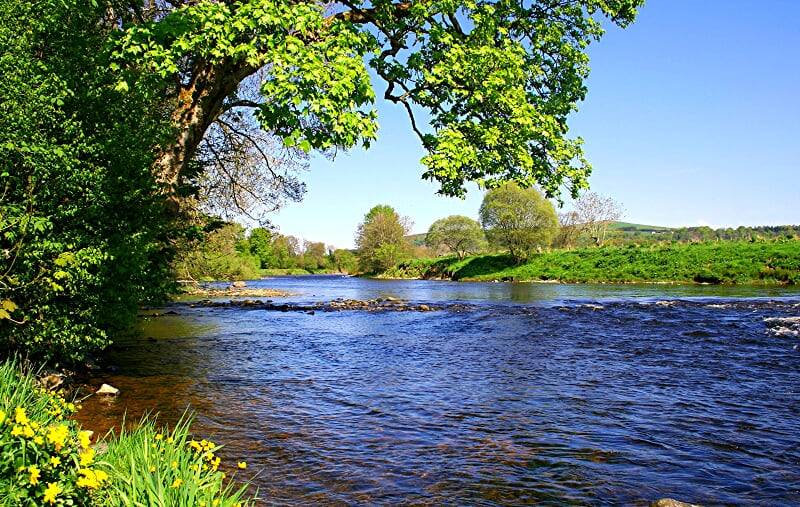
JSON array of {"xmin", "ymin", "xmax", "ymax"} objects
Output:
[
  {"xmin": 231, "ymin": 280, "xmax": 247, "ymax": 288},
  {"xmin": 650, "ymin": 499, "xmax": 701, "ymax": 507},
  {"xmin": 97, "ymin": 383, "xmax": 119, "ymax": 396}
]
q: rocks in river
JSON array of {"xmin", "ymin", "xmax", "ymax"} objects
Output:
[
  {"xmin": 181, "ymin": 297, "xmax": 467, "ymax": 314},
  {"xmin": 231, "ymin": 280, "xmax": 247, "ymax": 288},
  {"xmin": 97, "ymin": 383, "xmax": 119, "ymax": 396},
  {"xmin": 764, "ymin": 316, "xmax": 800, "ymax": 337},
  {"xmin": 650, "ymin": 499, "xmax": 701, "ymax": 507}
]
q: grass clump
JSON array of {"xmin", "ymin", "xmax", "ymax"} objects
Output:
[{"xmin": 0, "ymin": 358, "xmax": 255, "ymax": 506}]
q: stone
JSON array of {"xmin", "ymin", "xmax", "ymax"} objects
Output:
[
  {"xmin": 231, "ymin": 280, "xmax": 247, "ymax": 288},
  {"xmin": 97, "ymin": 383, "xmax": 120, "ymax": 396},
  {"xmin": 650, "ymin": 499, "xmax": 701, "ymax": 507},
  {"xmin": 40, "ymin": 374, "xmax": 64, "ymax": 391},
  {"xmin": 419, "ymin": 304, "xmax": 431, "ymax": 311}
]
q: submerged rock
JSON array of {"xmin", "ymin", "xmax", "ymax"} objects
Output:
[
  {"xmin": 97, "ymin": 383, "xmax": 120, "ymax": 396},
  {"xmin": 650, "ymin": 499, "xmax": 701, "ymax": 507}
]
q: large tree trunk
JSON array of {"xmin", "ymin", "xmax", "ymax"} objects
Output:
[{"xmin": 153, "ymin": 60, "xmax": 253, "ymax": 212}]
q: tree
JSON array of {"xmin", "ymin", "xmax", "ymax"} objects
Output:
[
  {"xmin": 301, "ymin": 241, "xmax": 328, "ymax": 270},
  {"xmin": 248, "ymin": 227, "xmax": 275, "ymax": 268},
  {"xmin": 173, "ymin": 222, "xmax": 261, "ymax": 281},
  {"xmin": 331, "ymin": 249, "xmax": 358, "ymax": 273},
  {"xmin": 425, "ymin": 216, "xmax": 486, "ymax": 259},
  {"xmin": 355, "ymin": 205, "xmax": 411, "ymax": 272},
  {"xmin": 573, "ymin": 192, "xmax": 624, "ymax": 246},
  {"xmin": 554, "ymin": 211, "xmax": 583, "ymax": 249},
  {"xmin": 270, "ymin": 234, "xmax": 300, "ymax": 268},
  {"xmin": 479, "ymin": 183, "xmax": 558, "ymax": 263},
  {"xmin": 109, "ymin": 0, "xmax": 643, "ymax": 212}
]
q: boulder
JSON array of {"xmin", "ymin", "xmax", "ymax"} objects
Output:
[
  {"xmin": 419, "ymin": 304, "xmax": 431, "ymax": 312},
  {"xmin": 97, "ymin": 383, "xmax": 120, "ymax": 396},
  {"xmin": 231, "ymin": 280, "xmax": 247, "ymax": 288}
]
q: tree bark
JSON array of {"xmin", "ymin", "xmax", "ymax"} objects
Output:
[{"xmin": 153, "ymin": 60, "xmax": 255, "ymax": 212}]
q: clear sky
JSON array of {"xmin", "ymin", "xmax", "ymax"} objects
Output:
[{"xmin": 270, "ymin": 0, "xmax": 800, "ymax": 249}]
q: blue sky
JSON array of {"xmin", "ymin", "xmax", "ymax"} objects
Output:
[{"xmin": 270, "ymin": 0, "xmax": 800, "ymax": 249}]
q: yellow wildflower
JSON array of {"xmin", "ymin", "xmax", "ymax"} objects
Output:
[
  {"xmin": 33, "ymin": 435, "xmax": 44, "ymax": 445},
  {"xmin": 171, "ymin": 460, "xmax": 178, "ymax": 469},
  {"xmin": 166, "ymin": 436, "xmax": 174, "ymax": 444},
  {"xmin": 171, "ymin": 478, "xmax": 183, "ymax": 488},
  {"xmin": 47, "ymin": 424, "xmax": 69, "ymax": 451},
  {"xmin": 15, "ymin": 407, "xmax": 28, "ymax": 425},
  {"xmin": 0, "ymin": 409, "xmax": 6, "ymax": 425},
  {"xmin": 78, "ymin": 430, "xmax": 92, "ymax": 449},
  {"xmin": 76, "ymin": 468, "xmax": 101, "ymax": 489},
  {"xmin": 28, "ymin": 465, "xmax": 41, "ymax": 485},
  {"xmin": 237, "ymin": 461, "xmax": 247, "ymax": 469},
  {"xmin": 50, "ymin": 456, "xmax": 61, "ymax": 467},
  {"xmin": 43, "ymin": 482, "xmax": 62, "ymax": 505},
  {"xmin": 23, "ymin": 425, "xmax": 35, "ymax": 438},
  {"xmin": 149, "ymin": 466, "xmax": 156, "ymax": 472},
  {"xmin": 189, "ymin": 440, "xmax": 201, "ymax": 451},
  {"xmin": 79, "ymin": 448, "xmax": 95, "ymax": 466},
  {"xmin": 213, "ymin": 500, "xmax": 221, "ymax": 507},
  {"xmin": 11, "ymin": 425, "xmax": 23, "ymax": 437},
  {"xmin": 94, "ymin": 469, "xmax": 109, "ymax": 483},
  {"xmin": 155, "ymin": 433, "xmax": 163, "ymax": 441}
]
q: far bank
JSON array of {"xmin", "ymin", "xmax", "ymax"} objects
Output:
[{"xmin": 377, "ymin": 240, "xmax": 800, "ymax": 285}]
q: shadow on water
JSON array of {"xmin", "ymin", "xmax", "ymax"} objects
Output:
[{"xmin": 78, "ymin": 277, "xmax": 800, "ymax": 505}]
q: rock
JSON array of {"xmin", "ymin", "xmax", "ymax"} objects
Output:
[
  {"xmin": 40, "ymin": 374, "xmax": 64, "ymax": 391},
  {"xmin": 419, "ymin": 304, "xmax": 431, "ymax": 311},
  {"xmin": 650, "ymin": 499, "xmax": 701, "ymax": 507},
  {"xmin": 97, "ymin": 383, "xmax": 120, "ymax": 396},
  {"xmin": 231, "ymin": 280, "xmax": 247, "ymax": 288}
]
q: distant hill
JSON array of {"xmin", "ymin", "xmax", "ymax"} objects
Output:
[
  {"xmin": 609, "ymin": 222, "xmax": 673, "ymax": 233},
  {"xmin": 406, "ymin": 233, "xmax": 428, "ymax": 246}
]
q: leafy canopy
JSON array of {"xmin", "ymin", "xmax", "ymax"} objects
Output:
[
  {"xmin": 113, "ymin": 0, "xmax": 644, "ymax": 199},
  {"xmin": 426, "ymin": 215, "xmax": 486, "ymax": 259}
]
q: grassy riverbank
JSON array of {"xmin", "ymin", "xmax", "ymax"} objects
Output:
[
  {"xmin": 0, "ymin": 359, "xmax": 254, "ymax": 506},
  {"xmin": 381, "ymin": 240, "xmax": 800, "ymax": 284}
]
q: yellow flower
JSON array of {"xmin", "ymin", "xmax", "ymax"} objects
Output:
[
  {"xmin": 47, "ymin": 424, "xmax": 69, "ymax": 451},
  {"xmin": 79, "ymin": 448, "xmax": 95, "ymax": 466},
  {"xmin": 43, "ymin": 482, "xmax": 62, "ymax": 505},
  {"xmin": 237, "ymin": 461, "xmax": 247, "ymax": 470},
  {"xmin": 155, "ymin": 433, "xmax": 163, "ymax": 441},
  {"xmin": 78, "ymin": 430, "xmax": 92, "ymax": 449},
  {"xmin": 149, "ymin": 466, "xmax": 156, "ymax": 472},
  {"xmin": 213, "ymin": 500, "xmax": 221, "ymax": 507},
  {"xmin": 11, "ymin": 425, "xmax": 23, "ymax": 437},
  {"xmin": 188, "ymin": 440, "xmax": 201, "ymax": 451},
  {"xmin": 0, "ymin": 409, "xmax": 6, "ymax": 425},
  {"xmin": 171, "ymin": 478, "xmax": 183, "ymax": 488},
  {"xmin": 23, "ymin": 425, "xmax": 35, "ymax": 438},
  {"xmin": 166, "ymin": 436, "xmax": 174, "ymax": 444},
  {"xmin": 28, "ymin": 465, "xmax": 41, "ymax": 485},
  {"xmin": 33, "ymin": 435, "xmax": 44, "ymax": 445},
  {"xmin": 15, "ymin": 407, "xmax": 28, "ymax": 425},
  {"xmin": 76, "ymin": 468, "xmax": 103, "ymax": 489},
  {"xmin": 94, "ymin": 469, "xmax": 109, "ymax": 483},
  {"xmin": 171, "ymin": 460, "xmax": 178, "ymax": 469},
  {"xmin": 50, "ymin": 456, "xmax": 61, "ymax": 467}
]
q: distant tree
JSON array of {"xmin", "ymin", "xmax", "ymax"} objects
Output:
[
  {"xmin": 271, "ymin": 234, "xmax": 300, "ymax": 268},
  {"xmin": 479, "ymin": 183, "xmax": 558, "ymax": 263},
  {"xmin": 574, "ymin": 192, "xmax": 623, "ymax": 246},
  {"xmin": 554, "ymin": 210, "xmax": 583, "ymax": 249},
  {"xmin": 301, "ymin": 241, "xmax": 328, "ymax": 270},
  {"xmin": 248, "ymin": 227, "xmax": 274, "ymax": 268},
  {"xmin": 425, "ymin": 215, "xmax": 486, "ymax": 259},
  {"xmin": 173, "ymin": 222, "xmax": 260, "ymax": 281},
  {"xmin": 331, "ymin": 249, "xmax": 358, "ymax": 274},
  {"xmin": 355, "ymin": 205, "xmax": 411, "ymax": 272}
]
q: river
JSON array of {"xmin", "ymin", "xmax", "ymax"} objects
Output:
[{"xmin": 78, "ymin": 276, "xmax": 800, "ymax": 505}]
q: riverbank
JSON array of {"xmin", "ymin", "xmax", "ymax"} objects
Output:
[
  {"xmin": 379, "ymin": 240, "xmax": 800, "ymax": 285},
  {"xmin": 0, "ymin": 358, "xmax": 255, "ymax": 506}
]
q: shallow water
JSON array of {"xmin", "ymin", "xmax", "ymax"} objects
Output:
[{"xmin": 79, "ymin": 276, "xmax": 800, "ymax": 505}]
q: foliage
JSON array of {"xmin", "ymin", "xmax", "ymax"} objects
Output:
[
  {"xmin": 479, "ymin": 183, "xmax": 558, "ymax": 262},
  {"xmin": 572, "ymin": 192, "xmax": 623, "ymax": 246},
  {"xmin": 330, "ymin": 249, "xmax": 359, "ymax": 274},
  {"xmin": 173, "ymin": 222, "xmax": 261, "ymax": 282},
  {"xmin": 383, "ymin": 240, "xmax": 800, "ymax": 285},
  {"xmin": 0, "ymin": 358, "xmax": 105, "ymax": 506},
  {"xmin": 109, "ymin": 0, "xmax": 643, "ymax": 203},
  {"xmin": 0, "ymin": 359, "xmax": 255, "ymax": 506},
  {"xmin": 355, "ymin": 205, "xmax": 411, "ymax": 272},
  {"xmin": 425, "ymin": 216, "xmax": 486, "ymax": 259},
  {"xmin": 0, "ymin": 0, "xmax": 177, "ymax": 365}
]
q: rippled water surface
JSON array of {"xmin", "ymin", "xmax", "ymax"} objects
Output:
[{"xmin": 79, "ymin": 277, "xmax": 800, "ymax": 505}]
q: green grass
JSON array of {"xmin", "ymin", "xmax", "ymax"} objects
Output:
[{"xmin": 382, "ymin": 240, "xmax": 800, "ymax": 285}]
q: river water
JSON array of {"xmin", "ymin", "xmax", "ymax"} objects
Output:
[{"xmin": 79, "ymin": 276, "xmax": 800, "ymax": 505}]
